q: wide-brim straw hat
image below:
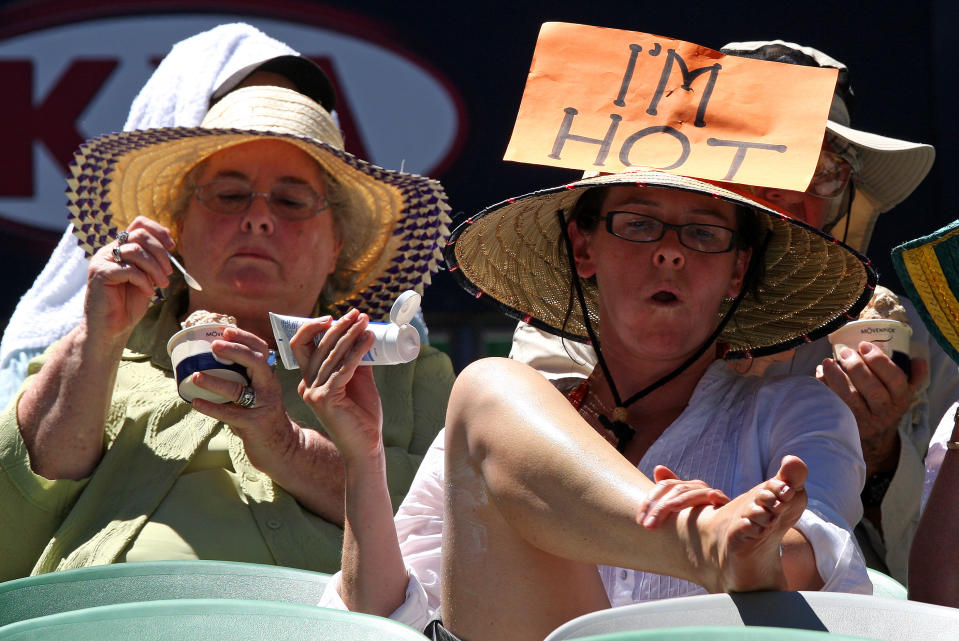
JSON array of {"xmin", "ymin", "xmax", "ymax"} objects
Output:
[
  {"xmin": 66, "ymin": 85, "xmax": 451, "ymax": 322},
  {"xmin": 445, "ymin": 170, "xmax": 877, "ymax": 359},
  {"xmin": 892, "ymin": 220, "xmax": 959, "ymax": 364},
  {"xmin": 721, "ymin": 40, "xmax": 935, "ymax": 252}
]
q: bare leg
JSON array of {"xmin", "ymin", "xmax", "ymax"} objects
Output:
[{"xmin": 442, "ymin": 358, "xmax": 808, "ymax": 641}]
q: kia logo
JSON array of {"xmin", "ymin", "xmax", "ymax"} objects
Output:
[{"xmin": 0, "ymin": 4, "xmax": 467, "ymax": 233}]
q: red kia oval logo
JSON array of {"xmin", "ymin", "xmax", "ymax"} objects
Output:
[{"xmin": 0, "ymin": 1, "xmax": 467, "ymax": 234}]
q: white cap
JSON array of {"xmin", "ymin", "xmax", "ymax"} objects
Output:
[{"xmin": 390, "ymin": 290, "xmax": 422, "ymax": 326}]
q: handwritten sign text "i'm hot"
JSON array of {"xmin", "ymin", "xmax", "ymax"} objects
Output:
[{"xmin": 505, "ymin": 23, "xmax": 838, "ymax": 190}]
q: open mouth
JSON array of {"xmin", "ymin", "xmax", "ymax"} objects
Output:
[{"xmin": 651, "ymin": 291, "xmax": 679, "ymax": 304}]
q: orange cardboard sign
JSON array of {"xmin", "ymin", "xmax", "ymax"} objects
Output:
[{"xmin": 504, "ymin": 23, "xmax": 839, "ymax": 190}]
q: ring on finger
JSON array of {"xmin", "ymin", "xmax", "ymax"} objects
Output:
[
  {"xmin": 235, "ymin": 385, "xmax": 256, "ymax": 409},
  {"xmin": 112, "ymin": 230, "xmax": 129, "ymax": 264}
]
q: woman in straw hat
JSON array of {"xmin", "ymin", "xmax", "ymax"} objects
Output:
[
  {"xmin": 512, "ymin": 40, "xmax": 948, "ymax": 587},
  {"xmin": 0, "ymin": 22, "xmax": 348, "ymax": 408},
  {"xmin": 309, "ymin": 169, "xmax": 875, "ymax": 640},
  {"xmin": 0, "ymin": 84, "xmax": 453, "ymax": 581}
]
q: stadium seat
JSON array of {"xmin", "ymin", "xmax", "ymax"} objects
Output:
[
  {"xmin": 866, "ymin": 568, "xmax": 907, "ymax": 600},
  {"xmin": 0, "ymin": 560, "xmax": 331, "ymax": 627},
  {"xmin": 0, "ymin": 598, "xmax": 423, "ymax": 640},
  {"xmin": 564, "ymin": 625, "xmax": 877, "ymax": 641},
  {"xmin": 544, "ymin": 591, "xmax": 959, "ymax": 641}
]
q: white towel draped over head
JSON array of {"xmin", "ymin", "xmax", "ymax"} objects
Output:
[{"xmin": 0, "ymin": 23, "xmax": 302, "ymax": 367}]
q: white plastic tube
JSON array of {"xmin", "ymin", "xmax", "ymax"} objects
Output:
[{"xmin": 269, "ymin": 312, "xmax": 421, "ymax": 369}]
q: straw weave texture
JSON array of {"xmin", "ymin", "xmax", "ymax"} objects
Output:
[
  {"xmin": 66, "ymin": 87, "xmax": 451, "ymax": 323},
  {"xmin": 450, "ymin": 171, "xmax": 873, "ymax": 358}
]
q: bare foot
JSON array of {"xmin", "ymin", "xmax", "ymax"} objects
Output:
[{"xmin": 685, "ymin": 455, "xmax": 808, "ymax": 593}]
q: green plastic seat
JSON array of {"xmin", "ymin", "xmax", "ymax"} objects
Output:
[
  {"xmin": 866, "ymin": 568, "xmax": 907, "ymax": 600},
  {"xmin": 0, "ymin": 560, "xmax": 331, "ymax": 627},
  {"xmin": 544, "ymin": 591, "xmax": 959, "ymax": 641},
  {"xmin": 0, "ymin": 598, "xmax": 423, "ymax": 640},
  {"xmin": 569, "ymin": 625, "xmax": 878, "ymax": 640}
]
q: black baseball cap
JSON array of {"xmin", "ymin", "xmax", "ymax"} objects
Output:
[{"xmin": 210, "ymin": 55, "xmax": 337, "ymax": 112}]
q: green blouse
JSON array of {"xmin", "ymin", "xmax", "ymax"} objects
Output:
[{"xmin": 0, "ymin": 292, "xmax": 454, "ymax": 581}]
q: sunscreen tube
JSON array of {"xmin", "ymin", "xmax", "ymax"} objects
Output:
[{"xmin": 269, "ymin": 290, "xmax": 422, "ymax": 369}]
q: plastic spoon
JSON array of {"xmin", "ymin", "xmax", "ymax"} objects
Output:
[{"xmin": 168, "ymin": 251, "xmax": 202, "ymax": 291}]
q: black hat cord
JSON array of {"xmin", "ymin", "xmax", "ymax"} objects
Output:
[{"xmin": 558, "ymin": 210, "xmax": 770, "ymax": 453}]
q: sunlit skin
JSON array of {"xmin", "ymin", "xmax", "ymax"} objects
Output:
[
  {"xmin": 569, "ymin": 185, "xmax": 749, "ymax": 396},
  {"xmin": 433, "ymin": 186, "xmax": 821, "ymax": 640},
  {"xmin": 291, "ymin": 183, "xmax": 824, "ymax": 641},
  {"xmin": 177, "ymin": 139, "xmax": 342, "ymax": 343}
]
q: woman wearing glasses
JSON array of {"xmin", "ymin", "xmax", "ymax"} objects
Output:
[
  {"xmin": 0, "ymin": 85, "xmax": 454, "ymax": 580},
  {"xmin": 310, "ymin": 167, "xmax": 875, "ymax": 640},
  {"xmin": 512, "ymin": 40, "xmax": 944, "ymax": 588}
]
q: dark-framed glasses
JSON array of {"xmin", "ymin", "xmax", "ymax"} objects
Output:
[
  {"xmin": 195, "ymin": 178, "xmax": 329, "ymax": 221},
  {"xmin": 809, "ymin": 150, "xmax": 853, "ymax": 198},
  {"xmin": 603, "ymin": 211, "xmax": 737, "ymax": 254}
]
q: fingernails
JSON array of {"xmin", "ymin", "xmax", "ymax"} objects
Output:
[
  {"xmin": 838, "ymin": 346, "xmax": 854, "ymax": 360},
  {"xmin": 859, "ymin": 341, "xmax": 874, "ymax": 355},
  {"xmin": 317, "ymin": 315, "xmax": 332, "ymax": 323},
  {"xmin": 643, "ymin": 515, "xmax": 656, "ymax": 528}
]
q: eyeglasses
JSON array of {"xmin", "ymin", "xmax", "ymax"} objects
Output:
[
  {"xmin": 603, "ymin": 211, "xmax": 737, "ymax": 253},
  {"xmin": 809, "ymin": 150, "xmax": 853, "ymax": 198},
  {"xmin": 194, "ymin": 178, "xmax": 329, "ymax": 221}
]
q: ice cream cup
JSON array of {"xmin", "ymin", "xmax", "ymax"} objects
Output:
[
  {"xmin": 828, "ymin": 319, "xmax": 913, "ymax": 372},
  {"xmin": 166, "ymin": 323, "xmax": 250, "ymax": 403}
]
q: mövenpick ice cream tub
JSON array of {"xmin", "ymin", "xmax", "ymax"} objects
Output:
[
  {"xmin": 167, "ymin": 323, "xmax": 250, "ymax": 403},
  {"xmin": 828, "ymin": 319, "xmax": 913, "ymax": 372}
]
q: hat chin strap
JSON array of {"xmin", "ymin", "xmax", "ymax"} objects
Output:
[
  {"xmin": 824, "ymin": 182, "xmax": 856, "ymax": 247},
  {"xmin": 559, "ymin": 211, "xmax": 769, "ymax": 453}
]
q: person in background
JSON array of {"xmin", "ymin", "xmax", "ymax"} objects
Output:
[
  {"xmin": 888, "ymin": 219, "xmax": 959, "ymax": 606},
  {"xmin": 723, "ymin": 40, "xmax": 952, "ymax": 587},
  {"xmin": 512, "ymin": 40, "xmax": 947, "ymax": 586},
  {"xmin": 0, "ymin": 84, "xmax": 453, "ymax": 581}
]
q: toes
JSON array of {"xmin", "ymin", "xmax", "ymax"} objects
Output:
[
  {"xmin": 753, "ymin": 488, "xmax": 780, "ymax": 510},
  {"xmin": 744, "ymin": 503, "xmax": 775, "ymax": 529},
  {"xmin": 775, "ymin": 455, "xmax": 808, "ymax": 499}
]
